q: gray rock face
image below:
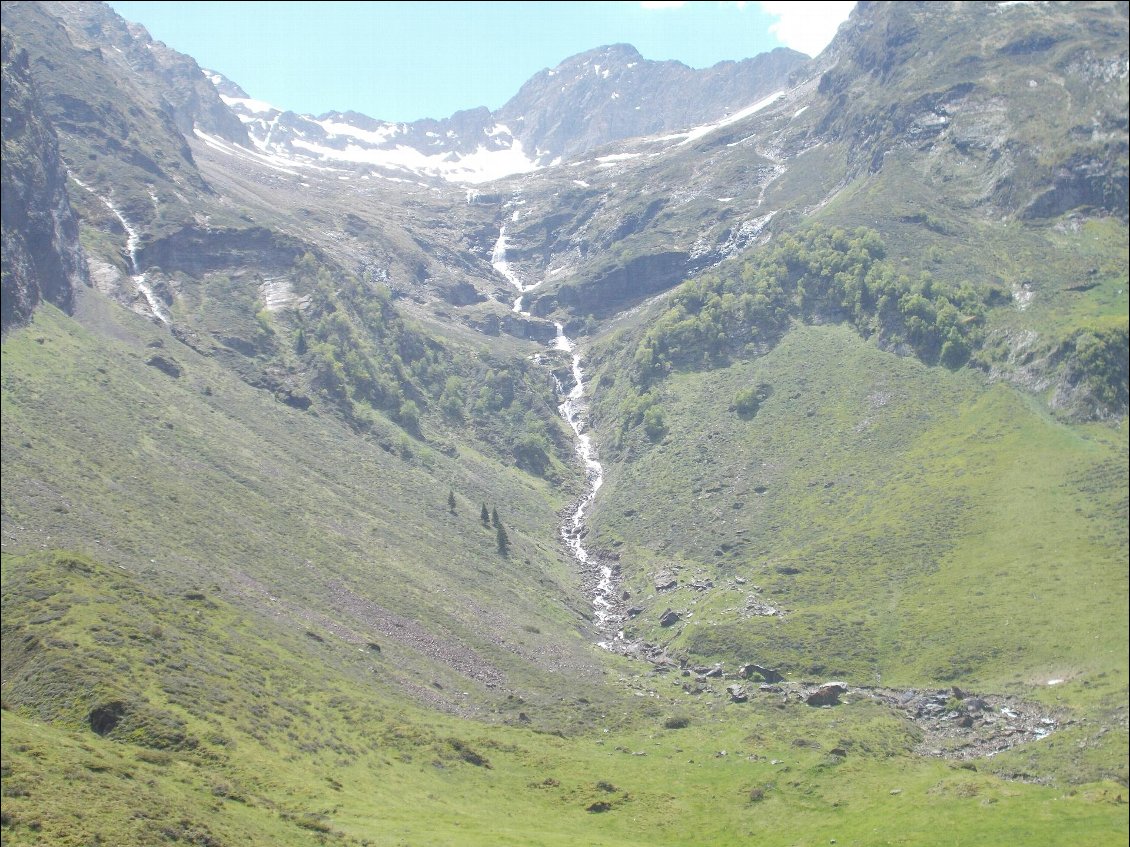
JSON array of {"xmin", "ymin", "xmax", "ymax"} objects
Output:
[
  {"xmin": 48, "ymin": 0, "xmax": 249, "ymax": 145},
  {"xmin": 1, "ymin": 36, "xmax": 86, "ymax": 331},
  {"xmin": 3, "ymin": 0, "xmax": 216, "ymax": 238},
  {"xmin": 496, "ymin": 44, "xmax": 808, "ymax": 162}
]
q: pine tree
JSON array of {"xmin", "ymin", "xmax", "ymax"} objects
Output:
[
  {"xmin": 496, "ymin": 522, "xmax": 510, "ymax": 556},
  {"xmin": 480, "ymin": 503, "xmax": 490, "ymax": 526},
  {"xmin": 491, "ymin": 507, "xmax": 501, "ymax": 528},
  {"xmin": 447, "ymin": 490, "xmax": 457, "ymax": 514}
]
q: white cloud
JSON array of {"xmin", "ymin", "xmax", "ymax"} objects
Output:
[
  {"xmin": 759, "ymin": 1, "xmax": 856, "ymax": 57},
  {"xmin": 639, "ymin": 1, "xmax": 686, "ymax": 9}
]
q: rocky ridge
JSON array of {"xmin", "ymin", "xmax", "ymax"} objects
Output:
[
  {"xmin": 1, "ymin": 34, "xmax": 86, "ymax": 331},
  {"xmin": 207, "ymin": 44, "xmax": 806, "ymax": 183}
]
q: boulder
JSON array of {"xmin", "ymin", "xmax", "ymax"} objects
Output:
[
  {"xmin": 739, "ymin": 663, "xmax": 784, "ymax": 683},
  {"xmin": 146, "ymin": 354, "xmax": 182, "ymax": 378},
  {"xmin": 659, "ymin": 608, "xmax": 680, "ymax": 627},
  {"xmin": 744, "ymin": 596, "xmax": 779, "ymax": 616},
  {"xmin": 727, "ymin": 684, "xmax": 748, "ymax": 703},
  {"xmin": 653, "ymin": 571, "xmax": 677, "ymax": 591},
  {"xmin": 806, "ymin": 682, "xmax": 848, "ymax": 707}
]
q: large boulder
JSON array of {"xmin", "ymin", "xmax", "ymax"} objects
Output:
[
  {"xmin": 805, "ymin": 682, "xmax": 848, "ymax": 707},
  {"xmin": 659, "ymin": 608, "xmax": 681, "ymax": 627}
]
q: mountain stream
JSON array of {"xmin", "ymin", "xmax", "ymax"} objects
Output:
[
  {"xmin": 491, "ymin": 220, "xmax": 625, "ymax": 648},
  {"xmin": 70, "ymin": 176, "xmax": 169, "ymax": 323}
]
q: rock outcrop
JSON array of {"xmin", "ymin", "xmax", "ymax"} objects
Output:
[{"xmin": 1, "ymin": 35, "xmax": 86, "ymax": 331}]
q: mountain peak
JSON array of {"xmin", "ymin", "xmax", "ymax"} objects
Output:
[
  {"xmin": 193, "ymin": 35, "xmax": 805, "ymax": 183},
  {"xmin": 496, "ymin": 43, "xmax": 807, "ymax": 162},
  {"xmin": 201, "ymin": 68, "xmax": 249, "ymax": 100},
  {"xmin": 557, "ymin": 43, "xmax": 645, "ymax": 68}
]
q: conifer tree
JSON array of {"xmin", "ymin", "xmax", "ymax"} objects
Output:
[
  {"xmin": 496, "ymin": 522, "xmax": 511, "ymax": 556},
  {"xmin": 480, "ymin": 503, "xmax": 490, "ymax": 526},
  {"xmin": 491, "ymin": 507, "xmax": 501, "ymax": 528},
  {"xmin": 448, "ymin": 490, "xmax": 457, "ymax": 514}
]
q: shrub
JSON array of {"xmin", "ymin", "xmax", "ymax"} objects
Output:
[{"xmin": 732, "ymin": 386, "xmax": 760, "ymax": 417}]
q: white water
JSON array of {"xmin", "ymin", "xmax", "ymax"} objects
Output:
[
  {"xmin": 491, "ymin": 219, "xmax": 619, "ymax": 641},
  {"xmin": 552, "ymin": 325, "xmax": 620, "ymax": 641},
  {"xmin": 70, "ymin": 176, "xmax": 169, "ymax": 323},
  {"xmin": 490, "ymin": 224, "xmax": 528, "ymax": 309}
]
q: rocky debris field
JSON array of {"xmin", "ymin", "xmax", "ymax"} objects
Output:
[
  {"xmin": 596, "ymin": 641, "xmax": 1063, "ymax": 767},
  {"xmin": 860, "ymin": 684, "xmax": 1063, "ymax": 762}
]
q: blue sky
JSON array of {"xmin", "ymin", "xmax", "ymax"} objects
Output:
[{"xmin": 107, "ymin": 1, "xmax": 855, "ymax": 123}]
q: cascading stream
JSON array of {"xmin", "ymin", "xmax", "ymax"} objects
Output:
[
  {"xmin": 552, "ymin": 325, "xmax": 623, "ymax": 645},
  {"xmin": 492, "ymin": 217, "xmax": 624, "ymax": 645},
  {"xmin": 70, "ymin": 175, "xmax": 169, "ymax": 323}
]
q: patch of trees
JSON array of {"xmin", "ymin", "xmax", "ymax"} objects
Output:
[
  {"xmin": 294, "ymin": 253, "xmax": 439, "ymax": 431},
  {"xmin": 289, "ymin": 254, "xmax": 564, "ymax": 476},
  {"xmin": 632, "ymin": 225, "xmax": 990, "ymax": 383},
  {"xmin": 605, "ymin": 224, "xmax": 1006, "ymax": 442},
  {"xmin": 1061, "ymin": 319, "xmax": 1129, "ymax": 414},
  {"xmin": 479, "ymin": 503, "xmax": 510, "ymax": 555}
]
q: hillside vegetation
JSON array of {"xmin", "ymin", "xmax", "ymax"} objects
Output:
[{"xmin": 1, "ymin": 1, "xmax": 1127, "ymax": 844}]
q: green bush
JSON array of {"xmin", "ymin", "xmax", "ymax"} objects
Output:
[
  {"xmin": 1067, "ymin": 320, "xmax": 1128, "ymax": 412},
  {"xmin": 732, "ymin": 386, "xmax": 760, "ymax": 417},
  {"xmin": 632, "ymin": 225, "xmax": 988, "ymax": 384}
]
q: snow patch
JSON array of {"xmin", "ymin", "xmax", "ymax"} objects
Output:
[
  {"xmin": 284, "ymin": 137, "xmax": 538, "ymax": 184},
  {"xmin": 595, "ymin": 152, "xmax": 642, "ymax": 164},
  {"xmin": 220, "ymin": 94, "xmax": 277, "ymax": 115},
  {"xmin": 316, "ymin": 119, "xmax": 401, "ymax": 145},
  {"xmin": 194, "ymin": 127, "xmax": 302, "ymax": 175},
  {"xmin": 678, "ymin": 91, "xmax": 786, "ymax": 144}
]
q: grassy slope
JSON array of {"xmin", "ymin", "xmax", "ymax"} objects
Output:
[
  {"xmin": 588, "ymin": 323, "xmax": 1127, "ymax": 785},
  {"xmin": 3, "ymin": 555, "xmax": 1126, "ymax": 847},
  {"xmin": 2, "ymin": 291, "xmax": 1125, "ymax": 847},
  {"xmin": 0, "ymin": 297, "xmax": 605, "ymax": 713}
]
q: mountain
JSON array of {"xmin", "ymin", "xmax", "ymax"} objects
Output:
[
  {"xmin": 211, "ymin": 42, "xmax": 807, "ymax": 183},
  {"xmin": 1, "ymin": 2, "xmax": 1127, "ymax": 845},
  {"xmin": 496, "ymin": 43, "xmax": 807, "ymax": 162}
]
